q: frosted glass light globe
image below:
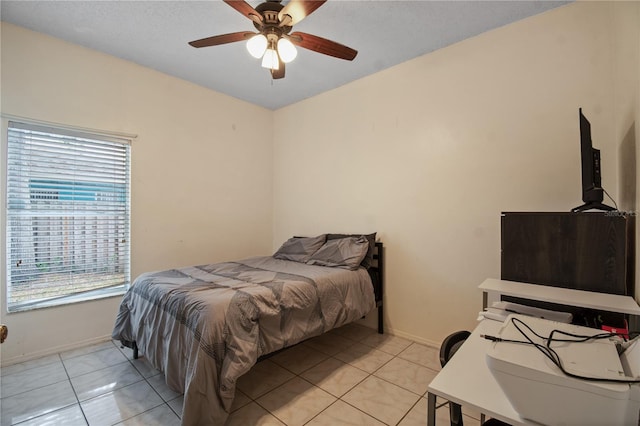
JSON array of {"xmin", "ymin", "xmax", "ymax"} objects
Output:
[
  {"xmin": 246, "ymin": 34, "xmax": 267, "ymax": 59},
  {"xmin": 277, "ymin": 38, "xmax": 297, "ymax": 63},
  {"xmin": 261, "ymin": 48, "xmax": 280, "ymax": 70}
]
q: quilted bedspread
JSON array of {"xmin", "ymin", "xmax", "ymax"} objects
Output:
[{"xmin": 112, "ymin": 256, "xmax": 375, "ymax": 425}]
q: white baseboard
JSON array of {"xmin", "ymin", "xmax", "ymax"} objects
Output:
[
  {"xmin": 384, "ymin": 327, "xmax": 440, "ymax": 349},
  {"xmin": 1, "ymin": 334, "xmax": 113, "ymax": 367},
  {"xmin": 356, "ymin": 309, "xmax": 441, "ymax": 349},
  {"xmin": 355, "ymin": 316, "xmax": 440, "ymax": 349}
]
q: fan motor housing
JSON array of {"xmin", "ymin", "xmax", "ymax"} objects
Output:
[{"xmin": 253, "ymin": 0, "xmax": 292, "ymax": 33}]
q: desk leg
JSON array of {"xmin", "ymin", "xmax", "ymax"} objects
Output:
[{"xmin": 427, "ymin": 392, "xmax": 436, "ymax": 426}]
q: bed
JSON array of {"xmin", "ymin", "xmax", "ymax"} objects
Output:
[{"xmin": 112, "ymin": 234, "xmax": 384, "ymax": 425}]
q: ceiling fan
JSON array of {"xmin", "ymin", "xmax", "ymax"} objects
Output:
[{"xmin": 188, "ymin": 0, "xmax": 358, "ymax": 79}]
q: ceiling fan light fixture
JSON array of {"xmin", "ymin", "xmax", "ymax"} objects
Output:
[
  {"xmin": 189, "ymin": 0, "xmax": 359, "ymax": 80},
  {"xmin": 277, "ymin": 37, "xmax": 297, "ymax": 63},
  {"xmin": 246, "ymin": 34, "xmax": 267, "ymax": 58},
  {"xmin": 261, "ymin": 47, "xmax": 280, "ymax": 70}
]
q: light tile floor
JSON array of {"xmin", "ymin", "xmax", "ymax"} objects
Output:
[{"xmin": 0, "ymin": 323, "xmax": 482, "ymax": 426}]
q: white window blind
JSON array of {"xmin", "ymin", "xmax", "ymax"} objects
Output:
[{"xmin": 6, "ymin": 121, "xmax": 131, "ymax": 312}]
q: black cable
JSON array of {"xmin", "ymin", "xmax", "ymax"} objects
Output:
[
  {"xmin": 483, "ymin": 317, "xmax": 640, "ymax": 384},
  {"xmin": 602, "ymin": 187, "xmax": 619, "ymax": 210},
  {"xmin": 511, "ymin": 316, "xmax": 621, "ymax": 342}
]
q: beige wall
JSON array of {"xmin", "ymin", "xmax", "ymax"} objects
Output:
[
  {"xmin": 0, "ymin": 23, "xmax": 274, "ymax": 363},
  {"xmin": 617, "ymin": 0, "xmax": 640, "ymax": 329},
  {"xmin": 1, "ymin": 1, "xmax": 638, "ymax": 363},
  {"xmin": 615, "ymin": 1, "xmax": 640, "ymax": 217},
  {"xmin": 611, "ymin": 1, "xmax": 640, "ymax": 308},
  {"xmin": 273, "ymin": 1, "xmax": 638, "ymax": 345},
  {"xmin": 638, "ymin": 2, "xmax": 640, "ymax": 307}
]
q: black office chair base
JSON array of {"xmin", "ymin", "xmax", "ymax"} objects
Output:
[{"xmin": 482, "ymin": 419, "xmax": 510, "ymax": 426}]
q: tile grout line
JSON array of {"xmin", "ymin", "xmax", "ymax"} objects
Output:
[
  {"xmin": 1, "ymin": 349, "xmax": 103, "ymax": 425},
  {"xmin": 138, "ymin": 359, "xmax": 181, "ymax": 424},
  {"xmin": 247, "ymin": 331, "xmax": 375, "ymax": 425},
  {"xmin": 68, "ymin": 340, "xmax": 146, "ymax": 424},
  {"xmin": 299, "ymin": 348, "xmax": 407, "ymax": 426},
  {"xmin": 117, "ymin": 342, "xmax": 183, "ymax": 423},
  {"xmin": 394, "ymin": 393, "xmax": 425, "ymax": 426},
  {"xmin": 4, "ymin": 352, "xmax": 78, "ymax": 426},
  {"xmin": 15, "ymin": 339, "xmax": 169, "ymax": 426},
  {"xmin": 252, "ymin": 338, "xmax": 412, "ymax": 426},
  {"xmin": 47, "ymin": 352, "xmax": 88, "ymax": 426},
  {"xmin": 314, "ymin": 332, "xmax": 407, "ymax": 423},
  {"xmin": 333, "ymin": 350, "xmax": 410, "ymax": 426},
  {"xmin": 0, "ymin": 354, "xmax": 71, "ymax": 400}
]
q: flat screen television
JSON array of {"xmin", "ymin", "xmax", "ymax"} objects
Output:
[{"xmin": 572, "ymin": 108, "xmax": 614, "ymax": 212}]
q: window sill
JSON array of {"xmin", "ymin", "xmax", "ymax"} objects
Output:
[{"xmin": 7, "ymin": 285, "xmax": 128, "ymax": 313}]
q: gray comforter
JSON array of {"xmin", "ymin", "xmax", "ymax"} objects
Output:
[{"xmin": 112, "ymin": 256, "xmax": 375, "ymax": 425}]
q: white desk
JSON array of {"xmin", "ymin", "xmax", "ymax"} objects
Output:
[
  {"xmin": 426, "ymin": 319, "xmax": 534, "ymax": 426},
  {"xmin": 426, "ymin": 279, "xmax": 640, "ymax": 426}
]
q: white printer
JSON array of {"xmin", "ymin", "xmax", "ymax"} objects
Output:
[{"xmin": 486, "ymin": 314, "xmax": 640, "ymax": 425}]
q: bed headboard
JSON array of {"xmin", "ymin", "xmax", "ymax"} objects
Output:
[
  {"xmin": 370, "ymin": 242, "xmax": 384, "ymax": 334},
  {"xmin": 290, "ymin": 235, "xmax": 384, "ymax": 334}
]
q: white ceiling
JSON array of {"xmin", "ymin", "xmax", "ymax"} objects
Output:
[{"xmin": 1, "ymin": 0, "xmax": 569, "ymax": 110}]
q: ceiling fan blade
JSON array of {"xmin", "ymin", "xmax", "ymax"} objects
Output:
[
  {"xmin": 189, "ymin": 31, "xmax": 254, "ymax": 48},
  {"xmin": 279, "ymin": 0, "xmax": 326, "ymax": 26},
  {"xmin": 288, "ymin": 32, "xmax": 358, "ymax": 61},
  {"xmin": 223, "ymin": 0, "xmax": 263, "ymax": 25},
  {"xmin": 271, "ymin": 59, "xmax": 285, "ymax": 80}
]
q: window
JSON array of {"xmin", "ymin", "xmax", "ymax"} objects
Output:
[{"xmin": 6, "ymin": 121, "xmax": 131, "ymax": 312}]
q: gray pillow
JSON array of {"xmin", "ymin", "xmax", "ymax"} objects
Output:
[
  {"xmin": 273, "ymin": 234, "xmax": 326, "ymax": 263},
  {"xmin": 327, "ymin": 232, "xmax": 376, "ymax": 269},
  {"xmin": 307, "ymin": 236, "xmax": 369, "ymax": 270}
]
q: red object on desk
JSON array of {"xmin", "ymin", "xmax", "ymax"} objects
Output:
[{"xmin": 602, "ymin": 319, "xmax": 629, "ymax": 339}]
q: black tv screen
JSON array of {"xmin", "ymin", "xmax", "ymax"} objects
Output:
[
  {"xmin": 573, "ymin": 109, "xmax": 613, "ymax": 212},
  {"xmin": 579, "ymin": 108, "xmax": 602, "ymax": 201}
]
